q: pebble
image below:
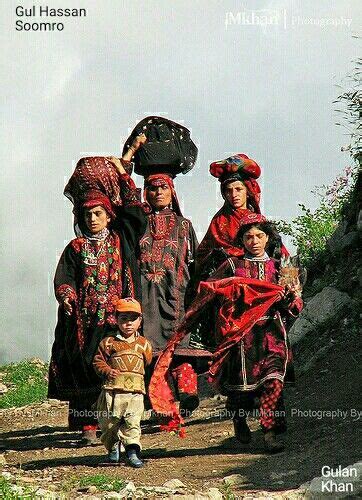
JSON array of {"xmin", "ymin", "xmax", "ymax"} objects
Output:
[
  {"xmin": 10, "ymin": 485, "xmax": 24, "ymax": 495},
  {"xmin": 141, "ymin": 486, "xmax": 173, "ymax": 494},
  {"xmin": 0, "ymin": 383, "xmax": 8, "ymax": 394},
  {"xmin": 35, "ymin": 488, "xmax": 50, "ymax": 497},
  {"xmin": 222, "ymin": 474, "xmax": 247, "ymax": 486},
  {"xmin": 117, "ymin": 481, "xmax": 136, "ymax": 497},
  {"xmin": 20, "ymin": 477, "xmax": 37, "ymax": 484},
  {"xmin": 163, "ymin": 478, "xmax": 187, "ymax": 491},
  {"xmin": 206, "ymin": 487, "xmax": 223, "ymax": 499}
]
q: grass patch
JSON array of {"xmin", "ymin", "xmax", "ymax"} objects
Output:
[
  {"xmin": 0, "ymin": 476, "xmax": 38, "ymax": 500},
  {"xmin": 0, "ymin": 477, "xmax": 16, "ymax": 500},
  {"xmin": 61, "ymin": 474, "xmax": 128, "ymax": 494},
  {"xmin": 220, "ymin": 481, "xmax": 236, "ymax": 500},
  {"xmin": 0, "ymin": 359, "xmax": 48, "ymax": 409},
  {"xmin": 78, "ymin": 474, "xmax": 126, "ymax": 492}
]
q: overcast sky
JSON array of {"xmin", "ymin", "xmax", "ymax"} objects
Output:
[{"xmin": 1, "ymin": 0, "xmax": 360, "ymax": 363}]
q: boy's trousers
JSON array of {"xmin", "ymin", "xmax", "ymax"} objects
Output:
[{"xmin": 97, "ymin": 391, "xmax": 144, "ymax": 451}]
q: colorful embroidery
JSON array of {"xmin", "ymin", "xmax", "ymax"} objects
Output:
[
  {"xmin": 74, "ymin": 233, "xmax": 123, "ymax": 347},
  {"xmin": 56, "ymin": 284, "xmax": 77, "ymax": 303}
]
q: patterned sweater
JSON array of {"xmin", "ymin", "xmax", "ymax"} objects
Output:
[{"xmin": 93, "ymin": 333, "xmax": 152, "ymax": 394}]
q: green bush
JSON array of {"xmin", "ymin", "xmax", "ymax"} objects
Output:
[
  {"xmin": 278, "ymin": 165, "xmax": 358, "ymax": 266},
  {"xmin": 279, "ymin": 58, "xmax": 361, "ymax": 267}
]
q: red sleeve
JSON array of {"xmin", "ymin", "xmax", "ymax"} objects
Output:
[{"xmin": 118, "ymin": 170, "xmax": 142, "ymax": 206}]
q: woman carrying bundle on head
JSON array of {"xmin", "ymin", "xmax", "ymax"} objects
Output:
[{"xmin": 123, "ymin": 116, "xmax": 211, "ymax": 417}]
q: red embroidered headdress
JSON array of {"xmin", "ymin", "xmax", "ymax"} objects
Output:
[
  {"xmin": 210, "ymin": 153, "xmax": 261, "ymax": 214},
  {"xmin": 81, "ymin": 190, "xmax": 116, "ymax": 219}
]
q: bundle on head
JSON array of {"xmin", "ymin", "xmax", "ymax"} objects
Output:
[{"xmin": 122, "ymin": 116, "xmax": 198, "ymax": 178}]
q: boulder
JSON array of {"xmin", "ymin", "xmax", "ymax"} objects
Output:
[
  {"xmin": 327, "ymin": 220, "xmax": 348, "ymax": 254},
  {"xmin": 301, "ymin": 461, "xmax": 361, "ymax": 499},
  {"xmin": 0, "ymin": 383, "xmax": 8, "ymax": 394},
  {"xmin": 289, "ymin": 287, "xmax": 350, "ymax": 345},
  {"xmin": 328, "ymin": 218, "xmax": 359, "ymax": 254},
  {"xmin": 357, "ymin": 209, "xmax": 362, "ymax": 232}
]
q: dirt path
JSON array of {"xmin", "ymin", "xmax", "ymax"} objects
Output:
[{"xmin": 1, "ymin": 328, "xmax": 360, "ymax": 498}]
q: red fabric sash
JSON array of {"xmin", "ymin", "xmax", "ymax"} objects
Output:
[{"xmin": 149, "ymin": 277, "xmax": 283, "ymax": 422}]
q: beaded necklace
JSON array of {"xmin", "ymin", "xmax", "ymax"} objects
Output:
[{"xmin": 83, "ymin": 228, "xmax": 110, "ymax": 266}]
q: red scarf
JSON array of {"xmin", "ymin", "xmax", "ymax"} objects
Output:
[{"xmin": 196, "ymin": 208, "xmax": 266, "ymax": 268}]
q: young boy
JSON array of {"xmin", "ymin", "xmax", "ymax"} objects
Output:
[{"xmin": 93, "ymin": 297, "xmax": 152, "ymax": 467}]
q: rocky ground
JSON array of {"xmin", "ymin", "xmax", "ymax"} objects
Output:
[{"xmin": 1, "ymin": 317, "xmax": 360, "ymax": 499}]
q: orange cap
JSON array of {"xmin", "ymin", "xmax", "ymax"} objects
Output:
[{"xmin": 115, "ymin": 297, "xmax": 142, "ymax": 314}]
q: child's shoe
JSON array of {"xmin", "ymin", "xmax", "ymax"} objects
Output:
[{"xmin": 125, "ymin": 445, "xmax": 144, "ymax": 468}]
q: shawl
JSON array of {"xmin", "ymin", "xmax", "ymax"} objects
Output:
[
  {"xmin": 64, "ymin": 156, "xmax": 133, "ymax": 209},
  {"xmin": 196, "ymin": 209, "xmax": 267, "ymax": 269}
]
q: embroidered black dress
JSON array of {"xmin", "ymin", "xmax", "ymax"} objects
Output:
[
  {"xmin": 139, "ymin": 208, "xmax": 198, "ymax": 355},
  {"xmin": 48, "ymin": 173, "xmax": 146, "ymax": 430}
]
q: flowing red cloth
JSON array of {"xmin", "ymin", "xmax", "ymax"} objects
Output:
[
  {"xmin": 144, "ymin": 173, "xmax": 183, "ymax": 216},
  {"xmin": 149, "ymin": 276, "xmax": 283, "ymax": 423}
]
